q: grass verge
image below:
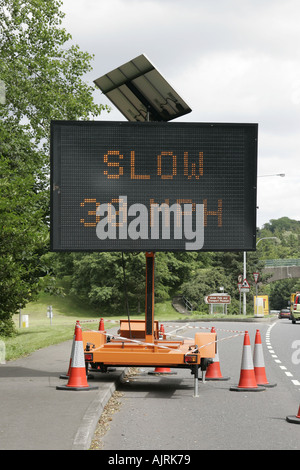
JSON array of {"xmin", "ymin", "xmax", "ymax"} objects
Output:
[{"xmin": 0, "ymin": 291, "xmax": 258, "ymax": 361}]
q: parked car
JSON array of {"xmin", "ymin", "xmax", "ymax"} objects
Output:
[
  {"xmin": 278, "ymin": 308, "xmax": 291, "ymax": 319},
  {"xmin": 290, "ymin": 293, "xmax": 300, "ymax": 324}
]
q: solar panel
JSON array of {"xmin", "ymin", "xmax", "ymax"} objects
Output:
[{"xmin": 94, "ymin": 54, "xmax": 192, "ymax": 122}]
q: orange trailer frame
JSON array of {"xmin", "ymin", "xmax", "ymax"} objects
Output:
[{"xmin": 82, "ymin": 252, "xmax": 216, "ymax": 395}]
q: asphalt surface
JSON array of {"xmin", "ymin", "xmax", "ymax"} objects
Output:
[
  {"xmin": 0, "ymin": 317, "xmax": 280, "ymax": 451},
  {"xmin": 0, "ymin": 339, "xmax": 126, "ymax": 450}
]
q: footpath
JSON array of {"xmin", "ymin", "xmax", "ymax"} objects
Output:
[{"xmin": 0, "ymin": 339, "xmax": 125, "ymax": 450}]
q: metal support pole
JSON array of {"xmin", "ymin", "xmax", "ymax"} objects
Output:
[
  {"xmin": 256, "ymin": 283, "xmax": 258, "ymax": 316},
  {"xmin": 145, "ymin": 252, "xmax": 155, "ymax": 344},
  {"xmin": 194, "ymin": 365, "xmax": 199, "ymax": 397},
  {"xmin": 243, "ymin": 251, "xmax": 247, "ymax": 315}
]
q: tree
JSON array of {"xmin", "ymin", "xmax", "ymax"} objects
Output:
[
  {"xmin": 257, "ymin": 217, "xmax": 300, "ymax": 259},
  {"xmin": 0, "ymin": 0, "xmax": 109, "ymax": 145},
  {"xmin": 269, "ymin": 278, "xmax": 300, "ymax": 310},
  {"xmin": 180, "ymin": 250, "xmax": 267, "ymax": 313},
  {"xmin": 0, "ymin": 0, "xmax": 109, "ymax": 335},
  {"xmin": 181, "ymin": 267, "xmax": 230, "ymax": 311},
  {"xmin": 0, "ymin": 136, "xmax": 48, "ymax": 335},
  {"xmin": 52, "ymin": 252, "xmax": 193, "ymax": 315}
]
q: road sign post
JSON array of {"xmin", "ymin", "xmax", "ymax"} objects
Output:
[
  {"xmin": 243, "ymin": 252, "xmax": 247, "ymax": 315},
  {"xmin": 47, "ymin": 305, "xmax": 53, "ymax": 325},
  {"xmin": 238, "ymin": 283, "xmax": 242, "ymax": 314},
  {"xmin": 205, "ymin": 293, "xmax": 231, "ymax": 315},
  {"xmin": 240, "ymin": 278, "xmax": 250, "ymax": 315},
  {"xmin": 238, "ymin": 275, "xmax": 243, "ymax": 315}
]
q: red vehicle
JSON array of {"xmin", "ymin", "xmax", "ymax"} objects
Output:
[{"xmin": 278, "ymin": 309, "xmax": 291, "ymax": 319}]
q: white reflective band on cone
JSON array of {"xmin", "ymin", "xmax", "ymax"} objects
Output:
[
  {"xmin": 253, "ymin": 343, "xmax": 265, "ymax": 368},
  {"xmin": 241, "ymin": 345, "xmax": 254, "ymax": 370},
  {"xmin": 72, "ymin": 341, "xmax": 86, "ymax": 368}
]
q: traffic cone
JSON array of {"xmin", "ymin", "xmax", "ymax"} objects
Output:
[
  {"xmin": 98, "ymin": 318, "xmax": 105, "ymax": 331},
  {"xmin": 56, "ymin": 322, "xmax": 98, "ymax": 391},
  {"xmin": 230, "ymin": 331, "xmax": 265, "ymax": 392},
  {"xmin": 148, "ymin": 366, "xmax": 177, "ymax": 375},
  {"xmin": 59, "ymin": 321, "xmax": 79, "ymax": 379},
  {"xmin": 253, "ymin": 329, "xmax": 276, "ymax": 387},
  {"xmin": 286, "ymin": 405, "xmax": 300, "ymax": 424},
  {"xmin": 202, "ymin": 327, "xmax": 230, "ymax": 381},
  {"xmin": 159, "ymin": 324, "xmax": 166, "ymax": 340}
]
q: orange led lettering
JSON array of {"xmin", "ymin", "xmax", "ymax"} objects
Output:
[
  {"xmin": 203, "ymin": 199, "xmax": 222, "ymax": 227},
  {"xmin": 157, "ymin": 152, "xmax": 177, "ymax": 179},
  {"xmin": 80, "ymin": 198, "xmax": 100, "ymax": 227},
  {"xmin": 184, "ymin": 152, "xmax": 203, "ymax": 179},
  {"xmin": 110, "ymin": 197, "xmax": 127, "ymax": 227},
  {"xmin": 131, "ymin": 151, "xmax": 150, "ymax": 179},
  {"xmin": 104, "ymin": 151, "xmax": 124, "ymax": 179},
  {"xmin": 176, "ymin": 199, "xmax": 194, "ymax": 227},
  {"xmin": 149, "ymin": 198, "xmax": 170, "ymax": 227},
  {"xmin": 80, "ymin": 197, "xmax": 223, "ymax": 230}
]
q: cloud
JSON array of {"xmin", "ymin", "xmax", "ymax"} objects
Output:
[{"xmin": 60, "ymin": 0, "xmax": 300, "ymax": 227}]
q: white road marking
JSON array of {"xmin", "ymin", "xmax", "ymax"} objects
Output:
[{"xmin": 266, "ymin": 321, "xmax": 300, "ymax": 390}]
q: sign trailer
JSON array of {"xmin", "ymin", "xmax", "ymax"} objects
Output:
[{"xmin": 50, "ymin": 55, "xmax": 258, "ymax": 395}]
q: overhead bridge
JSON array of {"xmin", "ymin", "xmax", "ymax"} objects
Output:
[{"xmin": 262, "ymin": 259, "xmax": 300, "ymax": 282}]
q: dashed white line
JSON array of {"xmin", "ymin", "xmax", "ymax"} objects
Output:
[{"xmin": 266, "ymin": 321, "xmax": 300, "ymax": 390}]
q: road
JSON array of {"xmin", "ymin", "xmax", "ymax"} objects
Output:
[{"xmin": 92, "ymin": 319, "xmax": 300, "ymax": 451}]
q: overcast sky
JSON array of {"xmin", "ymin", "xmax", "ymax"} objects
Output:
[{"xmin": 61, "ymin": 0, "xmax": 300, "ymax": 229}]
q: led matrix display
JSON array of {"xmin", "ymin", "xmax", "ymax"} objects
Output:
[{"xmin": 50, "ymin": 121, "xmax": 257, "ymax": 252}]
